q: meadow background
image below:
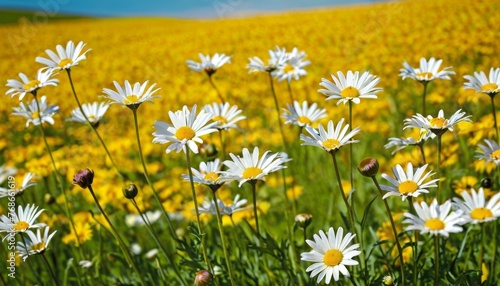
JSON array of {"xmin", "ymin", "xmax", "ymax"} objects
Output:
[{"xmin": 1, "ymin": 0, "xmax": 499, "ymax": 284}]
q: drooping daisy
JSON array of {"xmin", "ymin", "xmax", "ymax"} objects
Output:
[
  {"xmin": 384, "ymin": 128, "xmax": 435, "ymax": 155},
  {"xmin": 0, "ymin": 172, "xmax": 37, "ymax": 198},
  {"xmin": 181, "ymin": 158, "xmax": 224, "ymax": 187},
  {"xmin": 218, "ymin": 147, "xmax": 290, "ymax": 187},
  {"xmin": 102, "ymin": 80, "xmax": 160, "ymax": 110},
  {"xmin": 11, "ymin": 95, "xmax": 60, "ymax": 127},
  {"xmin": 453, "ymin": 188, "xmax": 500, "ymax": 224},
  {"xmin": 0, "ymin": 204, "xmax": 45, "ymax": 236},
  {"xmin": 187, "ymin": 53, "xmax": 232, "ymax": 76},
  {"xmin": 152, "ymin": 105, "xmax": 219, "ymax": 154},
  {"xmin": 464, "ymin": 67, "xmax": 500, "ymax": 97},
  {"xmin": 246, "ymin": 46, "xmax": 288, "ymax": 73},
  {"xmin": 204, "ymin": 102, "xmax": 246, "ymax": 130},
  {"xmin": 399, "ymin": 57, "xmax": 455, "ymax": 82},
  {"xmin": 404, "ymin": 109, "xmax": 472, "ymax": 136},
  {"xmin": 16, "ymin": 227, "xmax": 57, "ymax": 261},
  {"xmin": 274, "ymin": 47, "xmax": 311, "ymax": 82},
  {"xmin": 300, "ymin": 119, "xmax": 361, "ymax": 154},
  {"xmin": 381, "ymin": 163, "xmax": 439, "ymax": 201},
  {"xmin": 36, "ymin": 40, "xmax": 91, "ymax": 70},
  {"xmin": 318, "ymin": 70, "xmax": 382, "ymax": 105},
  {"xmin": 301, "ymin": 227, "xmax": 361, "ymax": 284},
  {"xmin": 6, "ymin": 68, "xmax": 58, "ymax": 100},
  {"xmin": 67, "ymin": 102, "xmax": 110, "ymax": 126},
  {"xmin": 282, "ymin": 101, "xmax": 327, "ymax": 127},
  {"xmin": 476, "ymin": 138, "xmax": 500, "ymax": 166},
  {"xmin": 403, "ymin": 199, "xmax": 464, "ymax": 237}
]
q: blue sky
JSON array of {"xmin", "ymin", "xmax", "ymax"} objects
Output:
[{"xmin": 0, "ymin": 0, "xmax": 383, "ymax": 19}]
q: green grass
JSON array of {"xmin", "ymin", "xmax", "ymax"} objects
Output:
[{"xmin": 0, "ymin": 9, "xmax": 88, "ymax": 25}]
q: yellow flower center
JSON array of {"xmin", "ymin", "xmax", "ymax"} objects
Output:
[
  {"xmin": 87, "ymin": 115, "xmax": 96, "ymax": 122},
  {"xmin": 322, "ymin": 139, "xmax": 340, "ymax": 149},
  {"xmin": 481, "ymin": 83, "xmax": 498, "ymax": 92},
  {"xmin": 175, "ymin": 126, "xmax": 196, "ymax": 140},
  {"xmin": 212, "ymin": 115, "xmax": 227, "ymax": 124},
  {"xmin": 429, "ymin": 117, "xmax": 447, "ymax": 128},
  {"xmin": 298, "ymin": 116, "xmax": 312, "ymax": 126},
  {"xmin": 417, "ymin": 72, "xmax": 433, "ymax": 80},
  {"xmin": 490, "ymin": 149, "xmax": 500, "ymax": 160},
  {"xmin": 424, "ymin": 218, "xmax": 445, "ymax": 230},
  {"xmin": 123, "ymin": 95, "xmax": 139, "ymax": 105},
  {"xmin": 283, "ymin": 64, "xmax": 294, "ymax": 74},
  {"xmin": 340, "ymin": 86, "xmax": 360, "ymax": 98},
  {"xmin": 30, "ymin": 242, "xmax": 46, "ymax": 252},
  {"xmin": 58, "ymin": 58, "xmax": 74, "ymax": 68},
  {"xmin": 203, "ymin": 172, "xmax": 219, "ymax": 182},
  {"xmin": 23, "ymin": 80, "xmax": 40, "ymax": 91},
  {"xmin": 398, "ymin": 181, "xmax": 418, "ymax": 195},
  {"xmin": 323, "ymin": 249, "xmax": 343, "ymax": 266},
  {"xmin": 470, "ymin": 207, "xmax": 493, "ymax": 221},
  {"xmin": 12, "ymin": 221, "xmax": 29, "ymax": 231},
  {"xmin": 31, "ymin": 111, "xmax": 40, "ymax": 119},
  {"xmin": 242, "ymin": 167, "xmax": 263, "ymax": 179}
]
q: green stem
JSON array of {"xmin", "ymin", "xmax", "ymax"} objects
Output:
[
  {"xmin": 479, "ymin": 223, "xmax": 485, "ymax": 273},
  {"xmin": 208, "ymin": 75, "xmax": 225, "ymax": 103},
  {"xmin": 87, "ymin": 185, "xmax": 146, "ymax": 285},
  {"xmin": 250, "ymin": 181, "xmax": 260, "ymax": 235},
  {"xmin": 210, "ymin": 190, "xmax": 236, "ymax": 286},
  {"xmin": 185, "ymin": 147, "xmax": 211, "ymax": 271},
  {"xmin": 131, "ymin": 109, "xmax": 177, "ymax": 239},
  {"xmin": 372, "ymin": 177, "xmax": 406, "ymax": 286},
  {"xmin": 348, "ymin": 101, "xmax": 354, "ymax": 222},
  {"xmin": 66, "ymin": 70, "xmax": 124, "ymax": 181},
  {"xmin": 20, "ymin": 233, "xmax": 43, "ymax": 285},
  {"xmin": 218, "ymin": 130, "xmax": 226, "ymax": 161},
  {"xmin": 41, "ymin": 253, "xmax": 60, "ymax": 286},
  {"xmin": 491, "ymin": 219, "xmax": 498, "ymax": 286},
  {"xmin": 490, "ymin": 95, "xmax": 499, "ymax": 144},
  {"xmin": 268, "ymin": 72, "xmax": 288, "ymax": 153},
  {"xmin": 436, "ymin": 134, "xmax": 442, "ymax": 203},
  {"xmin": 408, "ymin": 197, "xmax": 419, "ymax": 286},
  {"xmin": 434, "ymin": 235, "xmax": 440, "ymax": 286},
  {"xmin": 286, "ymin": 80, "xmax": 294, "ymax": 103},
  {"xmin": 130, "ymin": 199, "xmax": 186, "ymax": 286},
  {"xmin": 422, "ymin": 82, "xmax": 428, "ymax": 116},
  {"xmin": 330, "ymin": 152, "xmax": 355, "ymax": 234},
  {"xmin": 418, "ymin": 142, "xmax": 427, "ymax": 166}
]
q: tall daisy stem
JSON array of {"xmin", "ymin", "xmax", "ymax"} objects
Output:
[
  {"xmin": 210, "ymin": 190, "xmax": 236, "ymax": 286},
  {"xmin": 268, "ymin": 72, "xmax": 288, "ymax": 153},
  {"xmin": 422, "ymin": 82, "xmax": 428, "ymax": 116},
  {"xmin": 348, "ymin": 101, "xmax": 354, "ymax": 211},
  {"xmin": 208, "ymin": 75, "xmax": 225, "ymax": 103},
  {"xmin": 250, "ymin": 181, "xmax": 261, "ymax": 235},
  {"xmin": 218, "ymin": 130, "xmax": 227, "ymax": 161},
  {"xmin": 490, "ymin": 95, "xmax": 499, "ymax": 143},
  {"xmin": 330, "ymin": 153, "xmax": 355, "ymax": 234},
  {"xmin": 41, "ymin": 253, "xmax": 60, "ymax": 286},
  {"xmin": 436, "ymin": 134, "xmax": 442, "ymax": 202},
  {"xmin": 371, "ymin": 176, "xmax": 406, "ymax": 286},
  {"xmin": 131, "ymin": 109, "xmax": 177, "ymax": 239},
  {"xmin": 185, "ymin": 147, "xmax": 211, "ymax": 271},
  {"xmin": 408, "ymin": 198, "xmax": 419, "ymax": 286},
  {"xmin": 418, "ymin": 142, "xmax": 427, "ymax": 165},
  {"xmin": 66, "ymin": 70, "xmax": 124, "ymax": 181},
  {"xmin": 286, "ymin": 81, "xmax": 294, "ymax": 103},
  {"xmin": 479, "ymin": 223, "xmax": 486, "ymax": 273},
  {"xmin": 433, "ymin": 235, "xmax": 440, "ymax": 286}
]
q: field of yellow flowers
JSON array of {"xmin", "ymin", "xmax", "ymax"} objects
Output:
[{"xmin": 1, "ymin": 0, "xmax": 500, "ymax": 284}]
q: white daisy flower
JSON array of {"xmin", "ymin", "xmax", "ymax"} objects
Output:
[
  {"xmin": 0, "ymin": 204, "xmax": 45, "ymax": 237},
  {"xmin": 274, "ymin": 47, "xmax": 311, "ymax": 82},
  {"xmin": 404, "ymin": 109, "xmax": 472, "ymax": 135},
  {"xmin": 181, "ymin": 158, "xmax": 223, "ymax": 186},
  {"xmin": 187, "ymin": 53, "xmax": 232, "ymax": 76},
  {"xmin": 197, "ymin": 194, "xmax": 250, "ymax": 216},
  {"xmin": 67, "ymin": 102, "xmax": 110, "ymax": 126},
  {"xmin": 204, "ymin": 102, "xmax": 245, "ymax": 130},
  {"xmin": 0, "ymin": 165, "xmax": 17, "ymax": 184},
  {"xmin": 453, "ymin": 188, "xmax": 500, "ymax": 224},
  {"xmin": 246, "ymin": 46, "xmax": 288, "ymax": 73},
  {"xmin": 11, "ymin": 95, "xmax": 59, "ymax": 127},
  {"xmin": 0, "ymin": 173, "xmax": 37, "ymax": 198},
  {"xmin": 463, "ymin": 67, "xmax": 500, "ymax": 96},
  {"xmin": 384, "ymin": 129, "xmax": 435, "ymax": 154},
  {"xmin": 219, "ymin": 147, "xmax": 290, "ymax": 187},
  {"xmin": 282, "ymin": 101, "xmax": 327, "ymax": 127},
  {"xmin": 79, "ymin": 260, "xmax": 93, "ymax": 268},
  {"xmin": 152, "ymin": 105, "xmax": 219, "ymax": 154},
  {"xmin": 36, "ymin": 40, "xmax": 91, "ymax": 70},
  {"xmin": 125, "ymin": 210, "xmax": 162, "ymax": 227},
  {"xmin": 300, "ymin": 119, "xmax": 361, "ymax": 153},
  {"xmin": 403, "ymin": 199, "xmax": 465, "ymax": 237},
  {"xmin": 477, "ymin": 139, "xmax": 500, "ymax": 166},
  {"xmin": 381, "ymin": 163, "xmax": 439, "ymax": 201},
  {"xmin": 399, "ymin": 57, "xmax": 455, "ymax": 82},
  {"xmin": 6, "ymin": 68, "xmax": 58, "ymax": 100},
  {"xmin": 301, "ymin": 227, "xmax": 361, "ymax": 284},
  {"xmin": 16, "ymin": 227, "xmax": 57, "ymax": 261},
  {"xmin": 102, "ymin": 80, "xmax": 160, "ymax": 110},
  {"xmin": 318, "ymin": 70, "xmax": 382, "ymax": 105}
]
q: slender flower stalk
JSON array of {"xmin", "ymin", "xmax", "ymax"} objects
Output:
[
  {"xmin": 269, "ymin": 72, "xmax": 288, "ymax": 152},
  {"xmin": 208, "ymin": 75, "xmax": 225, "ymax": 102},
  {"xmin": 41, "ymin": 252, "xmax": 60, "ymax": 286},
  {"xmin": 433, "ymin": 235, "xmax": 440, "ymax": 286},
  {"xmin": 249, "ymin": 181, "xmax": 261, "ymax": 234},
  {"xmin": 331, "ymin": 153, "xmax": 356, "ymax": 235},
  {"xmin": 421, "ymin": 82, "xmax": 428, "ymax": 117}
]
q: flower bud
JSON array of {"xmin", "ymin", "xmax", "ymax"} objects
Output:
[
  {"xmin": 295, "ymin": 213, "xmax": 313, "ymax": 228},
  {"xmin": 194, "ymin": 269, "xmax": 213, "ymax": 286},
  {"xmin": 358, "ymin": 157, "xmax": 379, "ymax": 177},
  {"xmin": 44, "ymin": 193, "xmax": 55, "ymax": 205},
  {"xmin": 123, "ymin": 184, "xmax": 138, "ymax": 199},
  {"xmin": 481, "ymin": 177, "xmax": 493, "ymax": 189},
  {"xmin": 382, "ymin": 275, "xmax": 393, "ymax": 285},
  {"xmin": 72, "ymin": 168, "xmax": 94, "ymax": 189}
]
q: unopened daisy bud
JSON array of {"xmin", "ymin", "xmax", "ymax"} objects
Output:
[
  {"xmin": 481, "ymin": 177, "xmax": 493, "ymax": 189},
  {"xmin": 200, "ymin": 143, "xmax": 218, "ymax": 158},
  {"xmin": 194, "ymin": 269, "xmax": 213, "ymax": 286},
  {"xmin": 295, "ymin": 213, "xmax": 313, "ymax": 228},
  {"xmin": 44, "ymin": 193, "xmax": 55, "ymax": 204},
  {"xmin": 123, "ymin": 183, "xmax": 138, "ymax": 199},
  {"xmin": 358, "ymin": 157, "xmax": 379, "ymax": 177},
  {"xmin": 72, "ymin": 168, "xmax": 94, "ymax": 189},
  {"xmin": 382, "ymin": 275, "xmax": 394, "ymax": 285}
]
